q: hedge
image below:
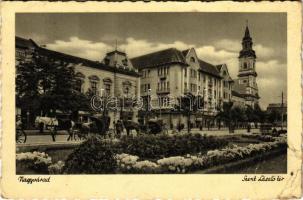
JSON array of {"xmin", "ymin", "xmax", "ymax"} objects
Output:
[{"xmin": 115, "ymin": 134, "xmax": 229, "ymax": 159}]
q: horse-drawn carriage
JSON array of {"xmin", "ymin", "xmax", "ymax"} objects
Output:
[
  {"xmin": 146, "ymin": 119, "xmax": 168, "ymax": 135},
  {"xmin": 34, "ymin": 114, "xmax": 112, "ymax": 141},
  {"xmin": 259, "ymin": 123, "xmax": 287, "ymax": 136},
  {"xmin": 16, "ymin": 115, "xmax": 27, "ymax": 143}
]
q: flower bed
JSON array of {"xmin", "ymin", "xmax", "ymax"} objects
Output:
[
  {"xmin": 16, "ymin": 151, "xmax": 52, "ymax": 174},
  {"xmin": 115, "ymin": 136, "xmax": 287, "ymax": 173},
  {"xmin": 16, "ymin": 135, "xmax": 287, "ymax": 174},
  {"xmin": 240, "ymin": 133, "xmax": 276, "ymax": 142}
]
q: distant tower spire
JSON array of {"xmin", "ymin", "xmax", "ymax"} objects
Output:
[{"xmin": 244, "ymin": 20, "xmax": 251, "ymax": 38}]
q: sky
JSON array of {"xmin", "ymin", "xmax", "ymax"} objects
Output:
[{"xmin": 16, "ymin": 13, "xmax": 287, "ymax": 109}]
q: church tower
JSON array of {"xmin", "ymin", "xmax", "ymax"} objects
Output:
[{"xmin": 237, "ymin": 22, "xmax": 259, "ymax": 106}]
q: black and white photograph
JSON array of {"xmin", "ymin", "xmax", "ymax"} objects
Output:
[{"xmin": 15, "ymin": 12, "xmax": 288, "ymax": 175}]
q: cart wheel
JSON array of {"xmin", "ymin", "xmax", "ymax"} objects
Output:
[{"xmin": 16, "ymin": 129, "xmax": 27, "ymax": 143}]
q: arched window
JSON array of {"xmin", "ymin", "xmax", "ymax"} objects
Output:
[
  {"xmin": 103, "ymin": 78, "xmax": 112, "ymax": 96},
  {"xmin": 243, "ymin": 62, "xmax": 247, "ymax": 69},
  {"xmin": 89, "ymin": 75, "xmax": 100, "ymax": 95},
  {"xmin": 190, "ymin": 57, "xmax": 195, "ymax": 63},
  {"xmin": 122, "ymin": 81, "xmax": 132, "ymax": 96},
  {"xmin": 75, "ymin": 72, "xmax": 85, "ymax": 93}
]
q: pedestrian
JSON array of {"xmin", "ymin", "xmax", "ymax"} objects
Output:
[{"xmin": 247, "ymin": 123, "xmax": 251, "ymax": 133}]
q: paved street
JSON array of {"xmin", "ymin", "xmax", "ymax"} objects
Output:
[{"xmin": 17, "ymin": 128, "xmax": 260, "ymax": 146}]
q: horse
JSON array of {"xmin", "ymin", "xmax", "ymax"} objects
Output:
[
  {"xmin": 35, "ymin": 116, "xmax": 76, "ymax": 142},
  {"xmin": 35, "ymin": 116, "xmax": 58, "ymax": 133},
  {"xmin": 123, "ymin": 120, "xmax": 140, "ymax": 136}
]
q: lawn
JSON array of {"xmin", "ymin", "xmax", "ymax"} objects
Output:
[{"xmin": 224, "ymin": 153, "xmax": 287, "ymax": 174}]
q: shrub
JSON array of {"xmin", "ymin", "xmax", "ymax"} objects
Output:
[
  {"xmin": 63, "ymin": 136, "xmax": 117, "ymax": 174},
  {"xmin": 48, "ymin": 161, "xmax": 65, "ymax": 174},
  {"xmin": 16, "ymin": 151, "xmax": 52, "ymax": 174},
  {"xmin": 115, "ymin": 134, "xmax": 228, "ymax": 159}
]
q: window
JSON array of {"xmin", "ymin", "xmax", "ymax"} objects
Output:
[
  {"xmin": 104, "ymin": 58, "xmax": 110, "ymax": 65},
  {"xmin": 144, "ymin": 84, "xmax": 147, "ymax": 92},
  {"xmin": 184, "ymin": 69, "xmax": 187, "ymax": 77},
  {"xmin": 122, "ymin": 59, "xmax": 128, "ymax": 66},
  {"xmin": 105, "ymin": 84, "xmax": 111, "ymax": 96},
  {"xmin": 75, "ymin": 79, "xmax": 83, "ymax": 93},
  {"xmin": 184, "ymin": 82, "xmax": 187, "ymax": 90},
  {"xmin": 198, "ymin": 73, "xmax": 201, "ymax": 81},
  {"xmin": 75, "ymin": 72, "xmax": 85, "ymax": 93},
  {"xmin": 167, "ymin": 81, "xmax": 169, "ymax": 90},
  {"xmin": 89, "ymin": 75, "xmax": 100, "ymax": 95},
  {"xmin": 243, "ymin": 62, "xmax": 247, "ymax": 69},
  {"xmin": 203, "ymin": 75, "xmax": 206, "ymax": 83},
  {"xmin": 90, "ymin": 81, "xmax": 98, "ymax": 95},
  {"xmin": 190, "ymin": 57, "xmax": 195, "ymax": 63}
]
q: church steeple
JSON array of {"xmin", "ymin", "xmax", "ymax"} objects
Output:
[
  {"xmin": 236, "ymin": 21, "xmax": 259, "ymax": 106},
  {"xmin": 239, "ymin": 22, "xmax": 256, "ymax": 59},
  {"xmin": 244, "ymin": 26, "xmax": 250, "ymax": 38}
]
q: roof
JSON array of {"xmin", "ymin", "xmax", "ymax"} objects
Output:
[
  {"xmin": 131, "ymin": 48, "xmax": 187, "ymax": 69},
  {"xmin": 232, "ymin": 90, "xmax": 245, "ymax": 98},
  {"xmin": 198, "ymin": 59, "xmax": 221, "ymax": 78},
  {"xmin": 239, "ymin": 49, "xmax": 256, "ymax": 58},
  {"xmin": 244, "ymin": 26, "xmax": 251, "ymax": 39},
  {"xmin": 216, "ymin": 64, "xmax": 223, "ymax": 71},
  {"xmin": 16, "ymin": 36, "xmax": 139, "ymax": 77},
  {"xmin": 216, "ymin": 64, "xmax": 234, "ymax": 82},
  {"xmin": 181, "ymin": 49, "xmax": 190, "ymax": 57},
  {"xmin": 16, "ymin": 36, "xmax": 38, "ymax": 49},
  {"xmin": 106, "ymin": 50, "xmax": 126, "ymax": 56},
  {"xmin": 38, "ymin": 47, "xmax": 139, "ymax": 77}
]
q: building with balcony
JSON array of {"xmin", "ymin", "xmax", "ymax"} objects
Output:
[
  {"xmin": 131, "ymin": 47, "xmax": 223, "ymax": 129},
  {"xmin": 216, "ymin": 64, "xmax": 234, "ymax": 103}
]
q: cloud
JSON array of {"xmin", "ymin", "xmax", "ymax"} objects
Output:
[
  {"xmin": 214, "ymin": 39, "xmax": 276, "ymax": 61},
  {"xmin": 119, "ymin": 37, "xmax": 190, "ymax": 58},
  {"xmin": 46, "ymin": 37, "xmax": 112, "ymax": 61},
  {"xmin": 254, "ymin": 44, "xmax": 275, "ymax": 60},
  {"xmin": 214, "ymin": 39, "xmax": 241, "ymax": 52}
]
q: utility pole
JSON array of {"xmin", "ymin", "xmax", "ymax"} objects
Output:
[{"xmin": 281, "ymin": 91, "xmax": 284, "ymax": 130}]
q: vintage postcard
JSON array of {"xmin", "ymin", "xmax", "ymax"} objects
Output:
[{"xmin": 0, "ymin": 1, "xmax": 302, "ymax": 199}]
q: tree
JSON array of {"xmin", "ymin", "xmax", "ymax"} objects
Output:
[
  {"xmin": 253, "ymin": 103, "xmax": 266, "ymax": 127},
  {"xmin": 16, "ymin": 51, "xmax": 89, "ymax": 118},
  {"xmin": 267, "ymin": 109, "xmax": 281, "ymax": 125},
  {"xmin": 177, "ymin": 93, "xmax": 203, "ymax": 133},
  {"xmin": 216, "ymin": 102, "xmax": 233, "ymax": 132},
  {"xmin": 230, "ymin": 106, "xmax": 247, "ymax": 128}
]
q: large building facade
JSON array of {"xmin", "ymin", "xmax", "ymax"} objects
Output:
[
  {"xmin": 16, "ymin": 36, "xmax": 140, "ymax": 128},
  {"xmin": 131, "ymin": 47, "xmax": 226, "ymax": 129},
  {"xmin": 16, "ymin": 24, "xmax": 260, "ymax": 130}
]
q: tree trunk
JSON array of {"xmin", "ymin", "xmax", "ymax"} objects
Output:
[{"xmin": 187, "ymin": 113, "xmax": 191, "ymax": 134}]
